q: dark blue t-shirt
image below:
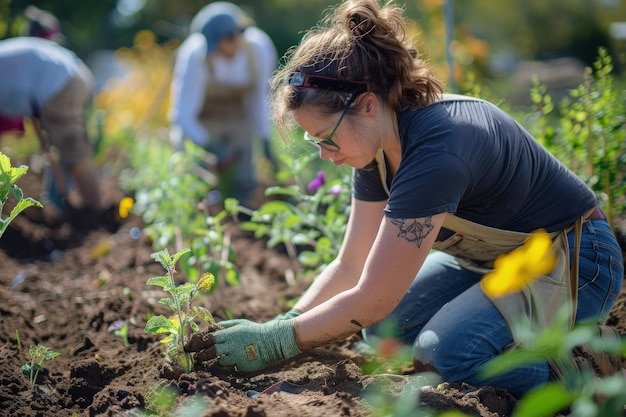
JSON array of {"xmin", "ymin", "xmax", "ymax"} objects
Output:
[{"xmin": 352, "ymin": 96, "xmax": 596, "ymax": 233}]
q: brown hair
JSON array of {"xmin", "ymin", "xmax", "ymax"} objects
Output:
[{"xmin": 271, "ymin": 0, "xmax": 444, "ymax": 141}]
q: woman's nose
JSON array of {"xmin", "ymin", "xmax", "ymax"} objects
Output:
[{"xmin": 319, "ymin": 147, "xmax": 333, "ymax": 160}]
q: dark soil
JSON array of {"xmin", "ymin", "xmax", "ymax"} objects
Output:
[{"xmin": 1, "ymin": 165, "xmax": 625, "ymax": 417}]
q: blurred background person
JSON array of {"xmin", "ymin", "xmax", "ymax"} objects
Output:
[
  {"xmin": 0, "ymin": 31, "xmax": 105, "ymax": 229},
  {"xmin": 168, "ymin": 1, "xmax": 278, "ymax": 208}
]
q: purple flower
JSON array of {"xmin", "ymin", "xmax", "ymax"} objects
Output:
[{"xmin": 307, "ymin": 171, "xmax": 325, "ymax": 191}]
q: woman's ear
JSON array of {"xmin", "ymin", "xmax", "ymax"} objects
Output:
[{"xmin": 359, "ymin": 93, "xmax": 378, "ymax": 118}]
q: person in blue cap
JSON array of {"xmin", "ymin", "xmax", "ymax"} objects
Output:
[{"xmin": 168, "ymin": 2, "xmax": 278, "ymax": 208}]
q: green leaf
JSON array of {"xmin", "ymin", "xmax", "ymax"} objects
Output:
[
  {"xmin": 256, "ymin": 200, "xmax": 295, "ymax": 215},
  {"xmin": 21, "ymin": 364, "xmax": 32, "ymax": 379},
  {"xmin": 225, "ymin": 267, "xmax": 240, "ymax": 286},
  {"xmin": 43, "ymin": 350, "xmax": 60, "ymax": 360},
  {"xmin": 298, "ymin": 251, "xmax": 321, "ymax": 267},
  {"xmin": 158, "ymin": 297, "xmax": 177, "ymax": 311},
  {"xmin": 512, "ymin": 382, "xmax": 576, "ymax": 417},
  {"xmin": 480, "ymin": 348, "xmax": 551, "ymax": 379},
  {"xmin": 146, "ymin": 275, "xmax": 171, "ymax": 288},
  {"xmin": 192, "ymin": 306, "xmax": 216, "ymax": 324},
  {"xmin": 171, "ymin": 248, "xmax": 191, "ymax": 266},
  {"xmin": 145, "ymin": 315, "xmax": 177, "ymax": 334},
  {"xmin": 150, "ymin": 249, "xmax": 171, "ymax": 269},
  {"xmin": 264, "ymin": 184, "xmax": 300, "ymax": 196}
]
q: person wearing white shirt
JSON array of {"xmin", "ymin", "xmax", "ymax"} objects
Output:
[{"xmin": 169, "ymin": 2, "xmax": 278, "ymax": 207}]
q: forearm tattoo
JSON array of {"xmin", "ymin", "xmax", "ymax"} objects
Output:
[{"xmin": 390, "ymin": 216, "xmax": 434, "ymax": 248}]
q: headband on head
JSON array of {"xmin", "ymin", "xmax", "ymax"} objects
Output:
[{"xmin": 288, "ymin": 72, "xmax": 371, "ymax": 94}]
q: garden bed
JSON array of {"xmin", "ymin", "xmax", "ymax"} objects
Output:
[{"xmin": 1, "ymin": 169, "xmax": 625, "ymax": 417}]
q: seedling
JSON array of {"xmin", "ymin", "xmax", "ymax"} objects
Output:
[
  {"xmin": 0, "ymin": 151, "xmax": 43, "ymax": 239},
  {"xmin": 144, "ymin": 248, "xmax": 216, "ymax": 372},
  {"xmin": 21, "ymin": 344, "xmax": 60, "ymax": 388}
]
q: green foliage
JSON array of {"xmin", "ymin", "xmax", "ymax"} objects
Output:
[
  {"xmin": 178, "ymin": 197, "xmax": 245, "ymax": 288},
  {"xmin": 119, "ymin": 139, "xmax": 211, "ymax": 250},
  {"xmin": 528, "ymin": 49, "xmax": 626, "ymax": 228},
  {"xmin": 481, "ymin": 306, "xmax": 626, "ymax": 417},
  {"xmin": 21, "ymin": 344, "xmax": 60, "ymax": 389},
  {"xmin": 0, "ymin": 151, "xmax": 42, "ymax": 239},
  {"xmin": 144, "ymin": 248, "xmax": 216, "ymax": 373},
  {"xmin": 241, "ymin": 152, "xmax": 351, "ymax": 275},
  {"xmin": 120, "ymin": 137, "xmax": 242, "ymax": 288}
]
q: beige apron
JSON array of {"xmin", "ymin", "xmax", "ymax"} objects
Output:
[
  {"xmin": 376, "ymin": 95, "xmax": 590, "ymax": 347},
  {"xmin": 198, "ymin": 41, "xmax": 258, "ymax": 203}
]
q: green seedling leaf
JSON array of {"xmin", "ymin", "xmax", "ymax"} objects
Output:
[
  {"xmin": 192, "ymin": 306, "xmax": 216, "ymax": 324},
  {"xmin": 170, "ymin": 248, "xmax": 191, "ymax": 266},
  {"xmin": 144, "ymin": 247, "xmax": 219, "ymax": 373},
  {"xmin": 21, "ymin": 364, "xmax": 33, "ymax": 379},
  {"xmin": 146, "ymin": 275, "xmax": 172, "ymax": 288},
  {"xmin": 159, "ymin": 297, "xmax": 178, "ymax": 311},
  {"xmin": 9, "ymin": 183, "xmax": 24, "ymax": 201},
  {"xmin": 145, "ymin": 315, "xmax": 178, "ymax": 334},
  {"xmin": 23, "ymin": 344, "xmax": 59, "ymax": 388}
]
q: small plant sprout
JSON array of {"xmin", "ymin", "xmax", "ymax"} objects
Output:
[
  {"xmin": 22, "ymin": 344, "xmax": 60, "ymax": 388},
  {"xmin": 0, "ymin": 151, "xmax": 43, "ymax": 239},
  {"xmin": 144, "ymin": 248, "xmax": 216, "ymax": 372}
]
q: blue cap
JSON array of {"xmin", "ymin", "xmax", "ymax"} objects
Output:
[{"xmin": 201, "ymin": 13, "xmax": 240, "ymax": 54}]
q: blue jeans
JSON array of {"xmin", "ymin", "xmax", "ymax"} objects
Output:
[{"xmin": 362, "ymin": 219, "xmax": 623, "ymax": 397}]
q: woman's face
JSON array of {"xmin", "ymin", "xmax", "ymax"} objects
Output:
[{"xmin": 293, "ymin": 94, "xmax": 382, "ymax": 169}]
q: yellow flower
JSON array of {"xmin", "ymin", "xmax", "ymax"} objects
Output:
[
  {"xmin": 197, "ymin": 272, "xmax": 216, "ymax": 292},
  {"xmin": 118, "ymin": 197, "xmax": 135, "ymax": 219},
  {"xmin": 481, "ymin": 229, "xmax": 557, "ymax": 298}
]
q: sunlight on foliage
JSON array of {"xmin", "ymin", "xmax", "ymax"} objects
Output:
[{"xmin": 94, "ymin": 30, "xmax": 177, "ymax": 145}]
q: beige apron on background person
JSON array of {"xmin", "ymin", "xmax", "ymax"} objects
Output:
[{"xmin": 198, "ymin": 41, "xmax": 258, "ymax": 204}]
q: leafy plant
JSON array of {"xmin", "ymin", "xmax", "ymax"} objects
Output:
[
  {"xmin": 119, "ymin": 136, "xmax": 242, "ymax": 289},
  {"xmin": 0, "ymin": 151, "xmax": 43, "ymax": 239},
  {"xmin": 241, "ymin": 153, "xmax": 352, "ymax": 275},
  {"xmin": 21, "ymin": 344, "xmax": 60, "ymax": 388},
  {"xmin": 144, "ymin": 248, "xmax": 216, "ymax": 372},
  {"xmin": 528, "ymin": 49, "xmax": 626, "ymax": 228},
  {"xmin": 179, "ymin": 197, "xmax": 244, "ymax": 287}
]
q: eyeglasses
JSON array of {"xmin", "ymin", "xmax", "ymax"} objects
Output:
[
  {"xmin": 288, "ymin": 72, "xmax": 370, "ymax": 152},
  {"xmin": 303, "ymin": 92, "xmax": 358, "ymax": 151}
]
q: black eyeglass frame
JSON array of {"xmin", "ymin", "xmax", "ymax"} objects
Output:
[{"xmin": 303, "ymin": 92, "xmax": 359, "ymax": 151}]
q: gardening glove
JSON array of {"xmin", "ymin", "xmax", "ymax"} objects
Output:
[
  {"xmin": 185, "ymin": 319, "xmax": 301, "ymax": 373},
  {"xmin": 268, "ymin": 309, "xmax": 302, "ymax": 322}
]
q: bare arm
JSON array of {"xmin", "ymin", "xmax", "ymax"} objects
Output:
[
  {"xmin": 293, "ymin": 212, "xmax": 446, "ymax": 350},
  {"xmin": 292, "ymin": 198, "xmax": 386, "ymax": 313}
]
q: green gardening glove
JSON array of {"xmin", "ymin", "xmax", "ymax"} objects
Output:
[
  {"xmin": 185, "ymin": 319, "xmax": 301, "ymax": 373},
  {"xmin": 268, "ymin": 309, "xmax": 302, "ymax": 322}
]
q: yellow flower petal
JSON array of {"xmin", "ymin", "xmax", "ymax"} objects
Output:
[
  {"xmin": 118, "ymin": 197, "xmax": 135, "ymax": 219},
  {"xmin": 481, "ymin": 229, "xmax": 557, "ymax": 298}
]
